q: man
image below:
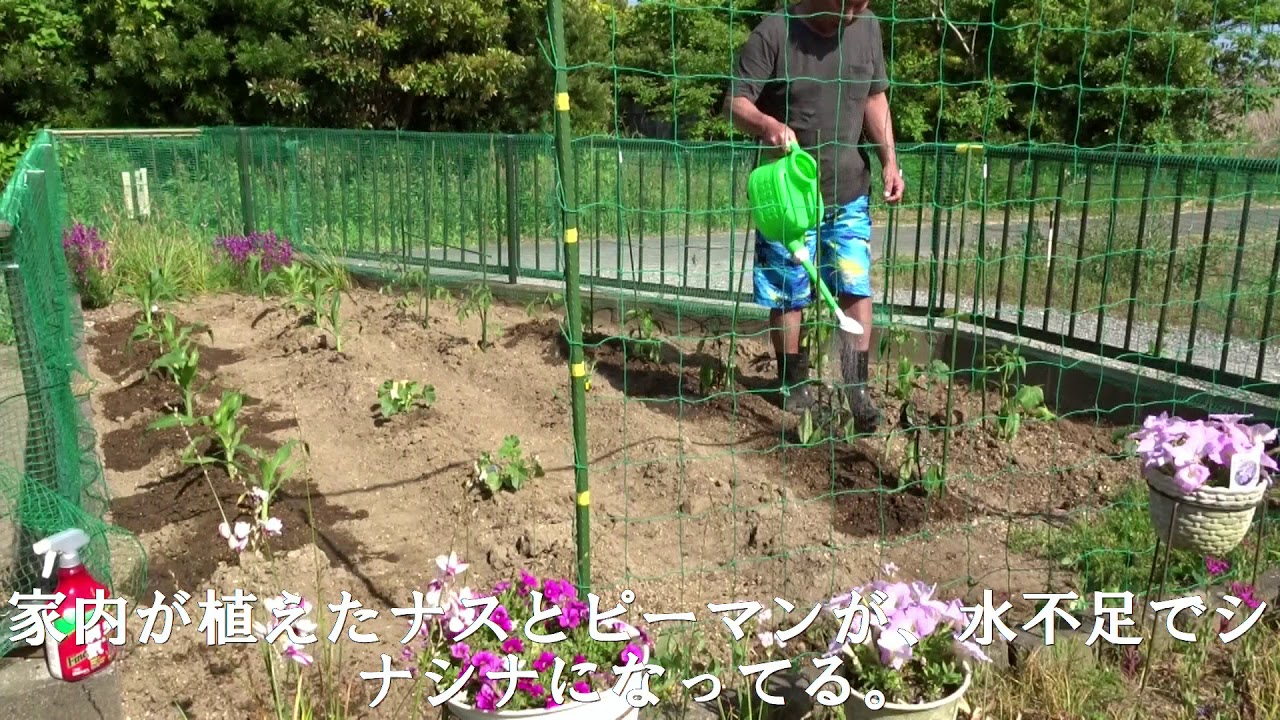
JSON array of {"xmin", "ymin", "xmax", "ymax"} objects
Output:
[{"xmin": 727, "ymin": 0, "xmax": 903, "ymax": 431}]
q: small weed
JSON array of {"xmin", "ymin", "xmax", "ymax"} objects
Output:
[
  {"xmin": 457, "ymin": 283, "xmax": 496, "ymax": 349},
  {"xmin": 377, "ymin": 380, "xmax": 436, "ymax": 419},
  {"xmin": 241, "ymin": 439, "xmax": 303, "ymax": 536},
  {"xmin": 695, "ymin": 332, "xmax": 739, "ymax": 395},
  {"xmin": 473, "ymin": 435, "xmax": 544, "ymax": 494},
  {"xmin": 624, "ymin": 308, "xmax": 664, "ymax": 363}
]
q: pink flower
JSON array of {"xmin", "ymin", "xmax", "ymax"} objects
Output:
[
  {"xmin": 532, "ymin": 651, "xmax": 556, "ymax": 672},
  {"xmin": 450, "ymin": 642, "xmax": 472, "ymax": 665},
  {"xmin": 475, "ymin": 685, "xmax": 498, "ymax": 711},
  {"xmin": 501, "ymin": 636, "xmax": 524, "ymax": 654},
  {"xmin": 518, "ymin": 570, "xmax": 539, "ymax": 595},
  {"xmin": 1205, "ymin": 556, "xmax": 1231, "ymax": 577},
  {"xmin": 620, "ymin": 643, "xmax": 643, "ymax": 664},
  {"xmin": 436, "ymin": 552, "xmax": 469, "ymax": 578},
  {"xmin": 491, "ymin": 605, "xmax": 514, "ymax": 634}
]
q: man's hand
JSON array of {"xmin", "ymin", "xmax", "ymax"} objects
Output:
[
  {"xmin": 762, "ymin": 118, "xmax": 798, "ymax": 151},
  {"xmin": 881, "ymin": 163, "xmax": 905, "ymax": 204}
]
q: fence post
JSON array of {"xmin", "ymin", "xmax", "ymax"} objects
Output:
[
  {"xmin": 548, "ymin": 0, "xmax": 591, "ymax": 593},
  {"xmin": 506, "ymin": 136, "xmax": 521, "ymax": 284},
  {"xmin": 237, "ymin": 128, "xmax": 257, "ymax": 235}
]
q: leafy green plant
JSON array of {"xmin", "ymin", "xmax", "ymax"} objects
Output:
[
  {"xmin": 695, "ymin": 332, "xmax": 738, "ymax": 395},
  {"xmin": 983, "ymin": 345, "xmax": 1055, "ymax": 440},
  {"xmin": 322, "ymin": 285, "xmax": 343, "ymax": 352},
  {"xmin": 242, "ymin": 439, "xmax": 303, "ymax": 531},
  {"xmin": 456, "ymin": 283, "xmax": 495, "ymax": 349},
  {"xmin": 525, "ymin": 291, "xmax": 563, "ymax": 317},
  {"xmin": 624, "ymin": 308, "xmax": 664, "ymax": 363},
  {"xmin": 377, "ymin": 380, "xmax": 436, "ymax": 419},
  {"xmin": 154, "ymin": 390, "xmax": 250, "ymax": 479},
  {"xmin": 274, "ymin": 264, "xmax": 314, "ymax": 312},
  {"xmin": 472, "ymin": 435, "xmax": 544, "ymax": 494},
  {"xmin": 125, "ymin": 267, "xmax": 180, "ymax": 346},
  {"xmin": 149, "ymin": 338, "xmax": 203, "ymax": 419},
  {"xmin": 800, "ymin": 304, "xmax": 834, "ymax": 377}
]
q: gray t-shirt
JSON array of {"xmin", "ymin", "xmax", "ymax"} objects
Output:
[{"xmin": 731, "ymin": 8, "xmax": 890, "ymax": 208}]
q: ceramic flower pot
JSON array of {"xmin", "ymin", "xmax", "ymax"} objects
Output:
[
  {"xmin": 844, "ymin": 668, "xmax": 971, "ymax": 720},
  {"xmin": 445, "ymin": 646, "xmax": 649, "ymax": 719},
  {"xmin": 1145, "ymin": 466, "xmax": 1267, "ymax": 556}
]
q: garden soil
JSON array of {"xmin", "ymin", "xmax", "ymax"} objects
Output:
[{"xmin": 79, "ymin": 288, "xmax": 1133, "ymax": 718}]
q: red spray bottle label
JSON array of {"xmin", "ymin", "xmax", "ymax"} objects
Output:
[{"xmin": 33, "ymin": 529, "xmax": 114, "ymax": 682}]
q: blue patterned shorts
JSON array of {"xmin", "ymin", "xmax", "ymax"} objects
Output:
[{"xmin": 752, "ymin": 195, "xmax": 874, "ymax": 311}]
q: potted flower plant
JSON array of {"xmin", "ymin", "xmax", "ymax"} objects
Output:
[
  {"xmin": 1130, "ymin": 413, "xmax": 1277, "ymax": 556},
  {"xmin": 403, "ymin": 554, "xmax": 654, "ymax": 719},
  {"xmin": 825, "ymin": 569, "xmax": 990, "ymax": 720}
]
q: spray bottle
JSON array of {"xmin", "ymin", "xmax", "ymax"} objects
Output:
[{"xmin": 31, "ymin": 529, "xmax": 114, "ymax": 681}]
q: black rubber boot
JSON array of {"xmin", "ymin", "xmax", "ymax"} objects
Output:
[
  {"xmin": 845, "ymin": 348, "xmax": 881, "ymax": 433},
  {"xmin": 778, "ymin": 351, "xmax": 815, "ymax": 414}
]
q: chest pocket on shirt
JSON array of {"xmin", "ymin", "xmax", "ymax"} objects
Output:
[{"xmin": 839, "ymin": 62, "xmax": 875, "ymax": 102}]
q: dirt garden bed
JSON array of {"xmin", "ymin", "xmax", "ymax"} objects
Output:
[{"xmin": 81, "ymin": 285, "xmax": 1134, "ymax": 717}]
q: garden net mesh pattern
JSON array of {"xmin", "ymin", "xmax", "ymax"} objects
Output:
[{"xmin": 0, "ymin": 131, "xmax": 147, "ymax": 658}]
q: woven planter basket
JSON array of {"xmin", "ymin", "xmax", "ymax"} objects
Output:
[{"xmin": 1145, "ymin": 466, "xmax": 1266, "ymax": 556}]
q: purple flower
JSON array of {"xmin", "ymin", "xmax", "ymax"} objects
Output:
[
  {"xmin": 1228, "ymin": 582, "xmax": 1262, "ymax": 610},
  {"xmin": 573, "ymin": 653, "xmax": 586, "ymax": 666},
  {"xmin": 1205, "ymin": 556, "xmax": 1231, "ymax": 577},
  {"xmin": 213, "ymin": 231, "xmax": 294, "ymax": 273},
  {"xmin": 518, "ymin": 570, "xmax": 539, "ymax": 595},
  {"xmin": 475, "ymin": 685, "xmax": 498, "ymax": 711},
  {"xmin": 1130, "ymin": 413, "xmax": 1278, "ymax": 493},
  {"xmin": 572, "ymin": 680, "xmax": 591, "ymax": 695},
  {"xmin": 543, "ymin": 578, "xmax": 578, "ymax": 606},
  {"xmin": 501, "ymin": 636, "xmax": 524, "ymax": 654},
  {"xmin": 450, "ymin": 642, "xmax": 471, "ymax": 664},
  {"xmin": 517, "ymin": 679, "xmax": 545, "ymax": 698},
  {"xmin": 620, "ymin": 643, "xmax": 643, "ymax": 664},
  {"xmin": 494, "ymin": 581, "xmax": 512, "ymax": 594},
  {"xmin": 491, "ymin": 605, "xmax": 514, "ymax": 634},
  {"xmin": 532, "ymin": 651, "xmax": 556, "ymax": 672},
  {"xmin": 469, "ymin": 650, "xmax": 503, "ymax": 681},
  {"xmin": 558, "ymin": 599, "xmax": 588, "ymax": 630}
]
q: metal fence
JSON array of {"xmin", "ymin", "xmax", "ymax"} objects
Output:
[{"xmin": 51, "ymin": 127, "xmax": 1280, "ymax": 396}]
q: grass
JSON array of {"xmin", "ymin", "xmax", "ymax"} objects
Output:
[{"xmin": 1010, "ymin": 480, "xmax": 1280, "ymax": 598}]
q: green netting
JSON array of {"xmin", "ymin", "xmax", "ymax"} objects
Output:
[
  {"xmin": 0, "ymin": 131, "xmax": 147, "ymax": 658},
  {"xmin": 540, "ymin": 0, "xmax": 1280, "ymax": 685}
]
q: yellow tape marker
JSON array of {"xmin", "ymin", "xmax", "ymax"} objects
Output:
[
  {"xmin": 564, "ymin": 227, "xmax": 578, "ymax": 245},
  {"xmin": 577, "ymin": 490, "xmax": 591, "ymax": 507},
  {"xmin": 556, "ymin": 93, "xmax": 570, "ymax": 112},
  {"xmin": 956, "ymin": 143, "xmax": 986, "ymax": 156},
  {"xmin": 571, "ymin": 362, "xmax": 587, "ymax": 377}
]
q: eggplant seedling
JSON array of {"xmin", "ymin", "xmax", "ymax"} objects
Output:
[
  {"xmin": 377, "ymin": 380, "xmax": 436, "ymax": 419},
  {"xmin": 473, "ymin": 435, "xmax": 543, "ymax": 494}
]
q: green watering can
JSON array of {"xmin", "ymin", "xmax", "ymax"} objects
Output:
[{"xmin": 748, "ymin": 143, "xmax": 864, "ymax": 335}]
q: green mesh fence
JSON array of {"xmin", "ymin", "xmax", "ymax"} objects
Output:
[
  {"xmin": 0, "ymin": 131, "xmax": 147, "ymax": 658},
  {"xmin": 538, "ymin": 0, "xmax": 1280, "ymax": 682}
]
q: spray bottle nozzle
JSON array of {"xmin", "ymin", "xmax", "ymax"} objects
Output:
[{"xmin": 32, "ymin": 529, "xmax": 90, "ymax": 580}]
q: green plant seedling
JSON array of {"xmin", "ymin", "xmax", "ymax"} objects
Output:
[
  {"xmin": 323, "ymin": 286, "xmax": 343, "ymax": 352},
  {"xmin": 243, "ymin": 439, "xmax": 303, "ymax": 525},
  {"xmin": 155, "ymin": 390, "xmax": 249, "ymax": 479},
  {"xmin": 377, "ymin": 380, "xmax": 436, "ymax": 419},
  {"xmin": 997, "ymin": 384, "xmax": 1057, "ymax": 440},
  {"xmin": 473, "ymin": 435, "xmax": 544, "ymax": 494},
  {"xmin": 624, "ymin": 308, "xmax": 664, "ymax": 364},
  {"xmin": 149, "ymin": 342, "xmax": 203, "ymax": 419},
  {"xmin": 894, "ymin": 355, "xmax": 918, "ymax": 400},
  {"xmin": 274, "ymin": 264, "xmax": 315, "ymax": 312},
  {"xmin": 124, "ymin": 267, "xmax": 181, "ymax": 334},
  {"xmin": 457, "ymin": 283, "xmax": 495, "ymax": 349}
]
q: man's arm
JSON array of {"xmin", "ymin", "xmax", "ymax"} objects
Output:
[
  {"xmin": 863, "ymin": 19, "xmax": 903, "ymax": 202},
  {"xmin": 863, "ymin": 92, "xmax": 896, "ymax": 169},
  {"xmin": 725, "ymin": 21, "xmax": 795, "ymax": 149}
]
